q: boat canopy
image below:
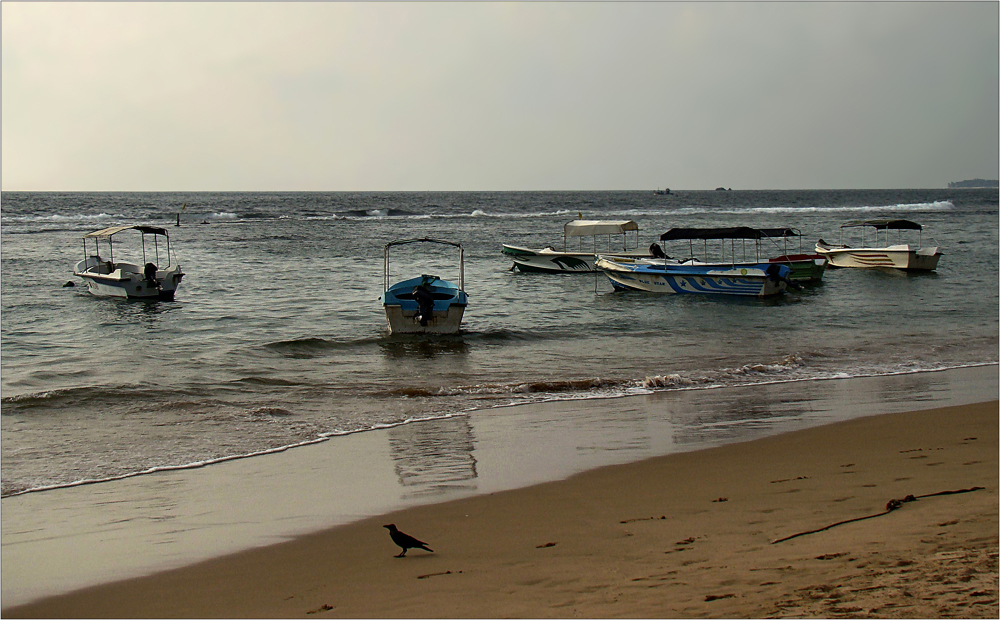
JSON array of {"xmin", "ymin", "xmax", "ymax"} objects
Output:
[
  {"xmin": 758, "ymin": 227, "xmax": 801, "ymax": 238},
  {"xmin": 384, "ymin": 237, "xmax": 463, "ymax": 250},
  {"xmin": 659, "ymin": 227, "xmax": 802, "ymax": 241},
  {"xmin": 660, "ymin": 227, "xmax": 762, "ymax": 241},
  {"xmin": 383, "ymin": 237, "xmax": 465, "ymax": 293},
  {"xmin": 564, "ymin": 220, "xmax": 639, "ymax": 237},
  {"xmin": 841, "ymin": 219, "xmax": 922, "ymax": 231},
  {"xmin": 80, "ymin": 224, "xmax": 173, "ymax": 268},
  {"xmin": 83, "ymin": 225, "xmax": 170, "ymax": 239}
]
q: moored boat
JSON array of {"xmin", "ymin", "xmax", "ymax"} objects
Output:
[
  {"xmin": 757, "ymin": 228, "xmax": 827, "ymax": 283},
  {"xmin": 502, "ymin": 219, "xmax": 648, "ymax": 273},
  {"xmin": 596, "ymin": 255, "xmax": 791, "ymax": 297},
  {"xmin": 73, "ymin": 225, "xmax": 184, "ymax": 300},
  {"xmin": 657, "ymin": 226, "xmax": 826, "ymax": 283},
  {"xmin": 380, "ymin": 238, "xmax": 468, "ymax": 335},
  {"xmin": 595, "ymin": 226, "xmax": 817, "ymax": 297},
  {"xmin": 815, "ymin": 220, "xmax": 942, "ymax": 270}
]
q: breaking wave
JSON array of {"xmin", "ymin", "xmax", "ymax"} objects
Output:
[
  {"xmin": 4, "ymin": 360, "xmax": 991, "ymax": 498},
  {"xmin": 372, "ymin": 356, "xmax": 990, "ymax": 407}
]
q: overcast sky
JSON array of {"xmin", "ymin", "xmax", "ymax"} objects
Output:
[{"xmin": 2, "ymin": 2, "xmax": 997, "ymax": 191}]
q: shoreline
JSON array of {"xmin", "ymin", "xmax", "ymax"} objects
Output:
[
  {"xmin": 2, "ymin": 366, "xmax": 997, "ymax": 613},
  {"xmin": 5, "ymin": 400, "xmax": 997, "ymax": 618},
  {"xmin": 4, "ymin": 363, "xmax": 996, "ymax": 501}
]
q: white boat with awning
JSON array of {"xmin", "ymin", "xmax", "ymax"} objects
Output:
[
  {"xmin": 502, "ymin": 219, "xmax": 650, "ymax": 273},
  {"xmin": 73, "ymin": 225, "xmax": 184, "ymax": 300},
  {"xmin": 815, "ymin": 220, "xmax": 942, "ymax": 270}
]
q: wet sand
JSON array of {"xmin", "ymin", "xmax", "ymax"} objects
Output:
[{"xmin": 5, "ymin": 399, "xmax": 997, "ymax": 618}]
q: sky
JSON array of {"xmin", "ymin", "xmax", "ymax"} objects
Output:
[{"xmin": 2, "ymin": 1, "xmax": 997, "ymax": 192}]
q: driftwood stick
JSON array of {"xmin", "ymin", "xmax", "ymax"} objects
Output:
[{"xmin": 771, "ymin": 487, "xmax": 985, "ymax": 544}]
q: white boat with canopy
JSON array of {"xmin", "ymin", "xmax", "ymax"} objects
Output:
[
  {"xmin": 73, "ymin": 225, "xmax": 184, "ymax": 300},
  {"xmin": 815, "ymin": 219, "xmax": 942, "ymax": 270},
  {"xmin": 502, "ymin": 219, "xmax": 649, "ymax": 273}
]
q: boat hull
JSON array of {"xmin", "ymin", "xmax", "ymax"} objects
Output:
[
  {"xmin": 383, "ymin": 305, "xmax": 466, "ymax": 334},
  {"xmin": 815, "ymin": 244, "xmax": 941, "ymax": 270},
  {"xmin": 502, "ymin": 245, "xmax": 599, "ymax": 273},
  {"xmin": 74, "ymin": 260, "xmax": 184, "ymax": 300},
  {"xmin": 596, "ymin": 258, "xmax": 788, "ymax": 297},
  {"xmin": 768, "ymin": 254, "xmax": 827, "ymax": 282},
  {"xmin": 502, "ymin": 245, "xmax": 649, "ymax": 273},
  {"xmin": 380, "ymin": 275, "xmax": 468, "ymax": 335}
]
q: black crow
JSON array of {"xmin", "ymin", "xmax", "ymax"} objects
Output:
[{"xmin": 383, "ymin": 524, "xmax": 433, "ymax": 557}]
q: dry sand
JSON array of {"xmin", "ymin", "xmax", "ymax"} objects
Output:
[{"xmin": 4, "ymin": 401, "xmax": 997, "ymax": 619}]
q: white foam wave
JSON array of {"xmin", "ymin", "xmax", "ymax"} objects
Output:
[
  {"xmin": 539, "ymin": 201, "xmax": 957, "ymax": 220},
  {"xmin": 727, "ymin": 201, "xmax": 953, "ymax": 215},
  {"xmin": 344, "ymin": 200, "xmax": 958, "ymax": 222},
  {"xmin": 642, "ymin": 354, "xmax": 804, "ymax": 389},
  {"xmin": 2, "ymin": 410, "xmax": 468, "ymax": 498},
  {"xmin": 0, "ymin": 199, "xmax": 961, "ymax": 230},
  {"xmin": 3, "ymin": 212, "xmax": 123, "ymax": 223},
  {"xmin": 454, "ymin": 210, "xmax": 585, "ymax": 219}
]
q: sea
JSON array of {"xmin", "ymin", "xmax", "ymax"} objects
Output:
[{"xmin": 2, "ymin": 189, "xmax": 998, "ymax": 499}]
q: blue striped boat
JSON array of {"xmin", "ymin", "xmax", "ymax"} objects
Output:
[{"xmin": 595, "ymin": 256, "xmax": 791, "ymax": 297}]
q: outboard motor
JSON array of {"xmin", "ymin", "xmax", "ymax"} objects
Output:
[
  {"xmin": 144, "ymin": 263, "xmax": 160, "ymax": 287},
  {"xmin": 412, "ymin": 284, "xmax": 435, "ymax": 327},
  {"xmin": 764, "ymin": 263, "xmax": 800, "ymax": 291}
]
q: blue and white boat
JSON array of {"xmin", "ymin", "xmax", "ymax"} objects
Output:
[
  {"xmin": 596, "ymin": 256, "xmax": 791, "ymax": 297},
  {"xmin": 596, "ymin": 227, "xmax": 798, "ymax": 297},
  {"xmin": 73, "ymin": 225, "xmax": 184, "ymax": 300},
  {"xmin": 380, "ymin": 238, "xmax": 468, "ymax": 335},
  {"xmin": 656, "ymin": 226, "xmax": 825, "ymax": 283}
]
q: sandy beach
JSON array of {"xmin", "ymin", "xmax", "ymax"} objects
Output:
[{"xmin": 4, "ymin": 398, "xmax": 996, "ymax": 618}]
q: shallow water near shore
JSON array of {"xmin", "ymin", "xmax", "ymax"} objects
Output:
[
  {"xmin": 2, "ymin": 189, "xmax": 998, "ymax": 498},
  {"xmin": 1, "ymin": 365, "xmax": 995, "ymax": 607}
]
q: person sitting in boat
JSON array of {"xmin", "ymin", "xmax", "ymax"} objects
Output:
[
  {"xmin": 412, "ymin": 283, "xmax": 435, "ymax": 327},
  {"xmin": 649, "ymin": 243, "xmax": 668, "ymax": 259}
]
